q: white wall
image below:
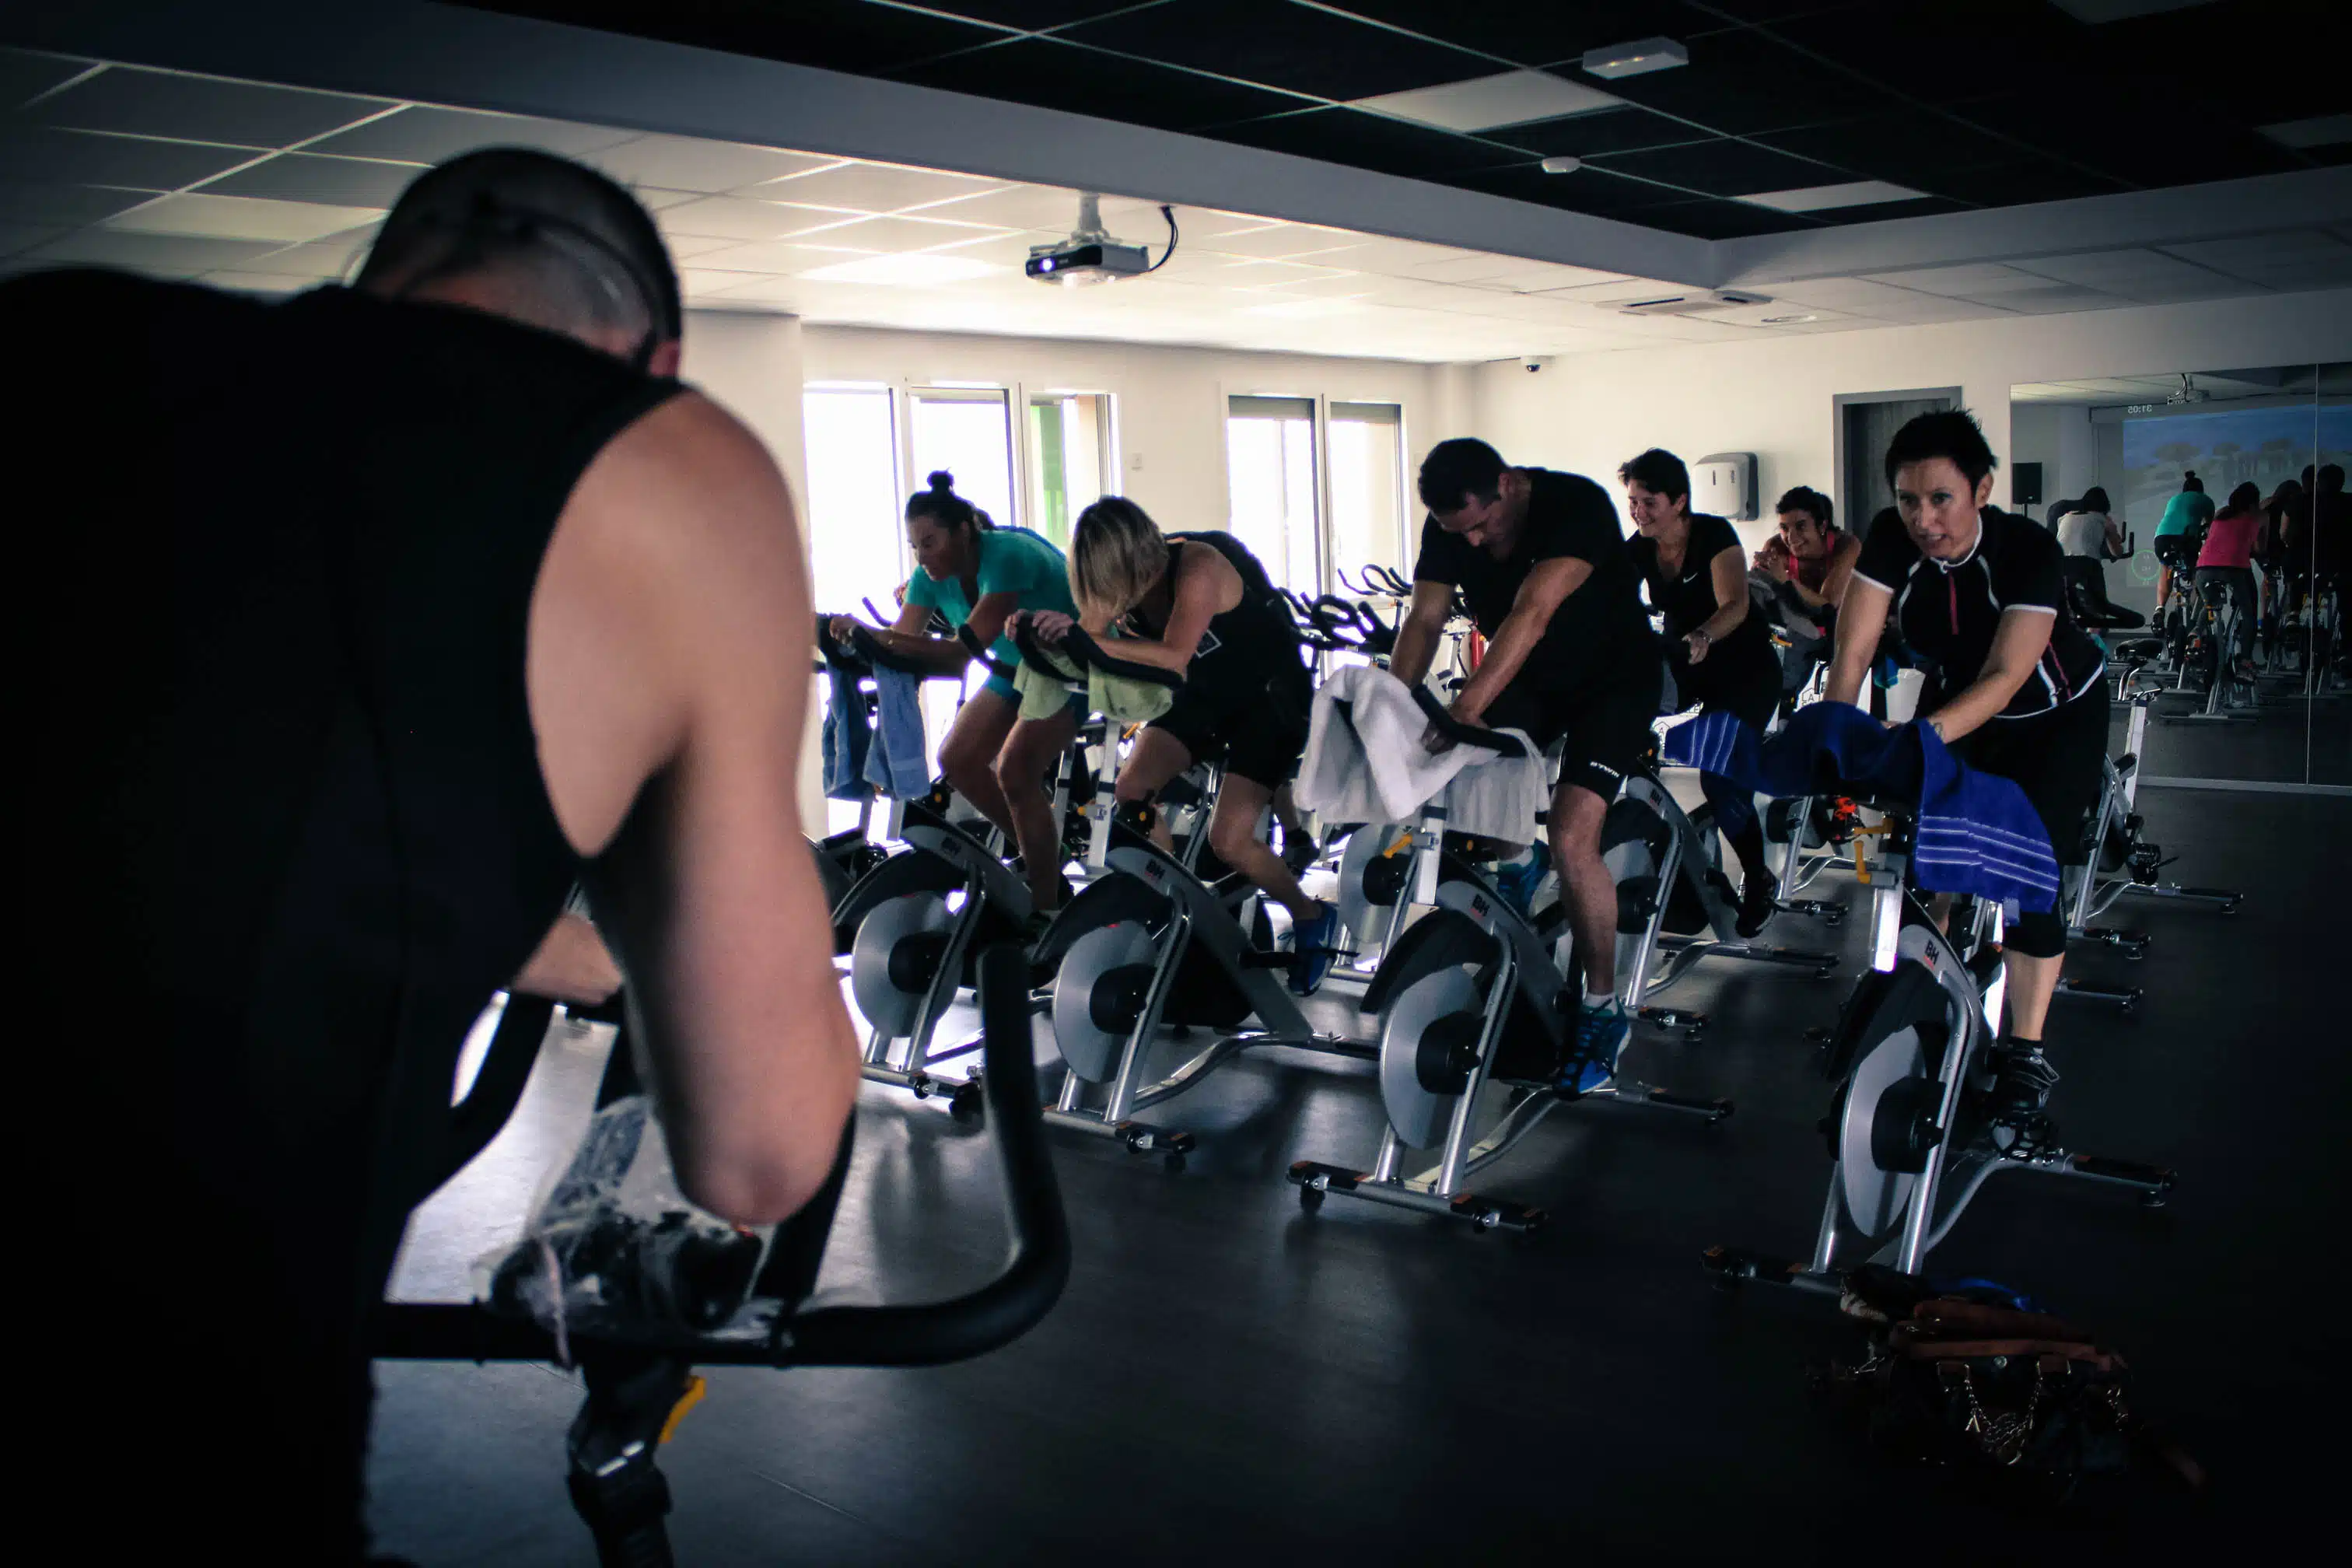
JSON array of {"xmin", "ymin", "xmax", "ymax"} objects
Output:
[
  {"xmin": 680, "ymin": 310, "xmax": 825, "ymax": 833},
  {"xmin": 1468, "ymin": 286, "xmax": 2352, "ymax": 554},
  {"xmin": 799, "ymin": 325, "xmax": 1447, "ymax": 534}
]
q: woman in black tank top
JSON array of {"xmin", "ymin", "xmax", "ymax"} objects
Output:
[
  {"xmin": 1621, "ymin": 449, "xmax": 1783, "ymax": 935},
  {"xmin": 1035, "ymin": 499, "xmax": 1342, "ymax": 995}
]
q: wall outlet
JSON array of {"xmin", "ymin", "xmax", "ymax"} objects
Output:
[{"xmin": 1129, "ymin": 453, "xmax": 1144, "ymax": 471}]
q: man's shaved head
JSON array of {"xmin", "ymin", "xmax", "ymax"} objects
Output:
[{"xmin": 356, "ymin": 147, "xmax": 681, "ymax": 363}]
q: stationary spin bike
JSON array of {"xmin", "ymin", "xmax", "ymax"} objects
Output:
[
  {"xmin": 1705, "ymin": 789, "xmax": 2175, "ymax": 1294},
  {"xmin": 1291, "ymin": 689, "xmax": 1732, "ymax": 1232},
  {"xmin": 1020, "ymin": 622, "xmax": 1355, "ymax": 1171}
]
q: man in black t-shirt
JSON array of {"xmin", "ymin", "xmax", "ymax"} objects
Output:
[{"xmin": 1388, "ymin": 438, "xmax": 1661, "ymax": 1090}]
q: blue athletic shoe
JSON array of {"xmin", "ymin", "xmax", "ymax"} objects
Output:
[
  {"xmin": 1493, "ymin": 846, "xmax": 1547, "ymax": 915},
  {"xmin": 1288, "ymin": 902, "xmax": 1342, "ymax": 996},
  {"xmin": 1556, "ymin": 999, "xmax": 1629, "ymax": 1095}
]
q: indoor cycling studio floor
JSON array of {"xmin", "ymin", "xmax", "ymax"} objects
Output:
[{"xmin": 376, "ymin": 791, "xmax": 2343, "ymax": 1563}]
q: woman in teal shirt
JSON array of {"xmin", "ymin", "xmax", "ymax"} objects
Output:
[
  {"xmin": 827, "ymin": 471, "xmax": 1082, "ymax": 913},
  {"xmin": 2152, "ymin": 470, "xmax": 2215, "ymax": 621}
]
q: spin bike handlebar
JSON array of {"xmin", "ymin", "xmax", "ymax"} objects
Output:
[
  {"xmin": 376, "ymin": 944, "xmax": 1069, "ymax": 1369},
  {"xmin": 1010, "ymin": 620, "xmax": 1185, "ymax": 691},
  {"xmin": 1410, "ymin": 683, "xmax": 1526, "ymax": 758},
  {"xmin": 818, "ymin": 615, "xmax": 939, "ymax": 678},
  {"xmin": 954, "ymin": 623, "xmax": 1017, "ymax": 683}
]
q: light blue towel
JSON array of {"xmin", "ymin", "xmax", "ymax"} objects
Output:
[
  {"xmin": 861, "ymin": 665, "xmax": 932, "ymax": 800},
  {"xmin": 1660, "ymin": 704, "xmax": 2059, "ymax": 912}
]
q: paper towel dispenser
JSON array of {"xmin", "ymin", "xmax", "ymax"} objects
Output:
[{"xmin": 1693, "ymin": 452, "xmax": 1758, "ymax": 522}]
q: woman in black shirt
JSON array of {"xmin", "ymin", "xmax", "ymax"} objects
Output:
[
  {"xmin": 1622, "ymin": 448, "xmax": 1783, "ymax": 936},
  {"xmin": 1827, "ymin": 409, "xmax": 2109, "ymax": 1116}
]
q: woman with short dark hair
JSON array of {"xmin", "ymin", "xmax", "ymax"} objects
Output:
[
  {"xmin": 1825, "ymin": 409, "xmax": 2109, "ymax": 1122},
  {"xmin": 1620, "ymin": 447, "xmax": 1785, "ymax": 934}
]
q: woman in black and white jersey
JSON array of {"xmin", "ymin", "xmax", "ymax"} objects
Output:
[{"xmin": 1825, "ymin": 409, "xmax": 2109, "ymax": 1112}]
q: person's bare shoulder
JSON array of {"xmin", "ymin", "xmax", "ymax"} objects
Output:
[{"xmin": 530, "ymin": 390, "xmax": 807, "ymax": 859}]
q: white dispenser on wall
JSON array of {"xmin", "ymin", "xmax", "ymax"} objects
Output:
[{"xmin": 1693, "ymin": 452, "xmax": 1758, "ymax": 521}]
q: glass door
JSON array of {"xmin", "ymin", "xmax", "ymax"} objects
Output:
[
  {"xmin": 1026, "ymin": 392, "xmax": 1115, "ymax": 549},
  {"xmin": 1327, "ymin": 401, "xmax": 1406, "ymax": 587}
]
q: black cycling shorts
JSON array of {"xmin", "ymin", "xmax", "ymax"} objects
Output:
[
  {"xmin": 1480, "ymin": 660, "xmax": 1664, "ymax": 803},
  {"xmin": 1150, "ymin": 661, "xmax": 1311, "ymax": 789}
]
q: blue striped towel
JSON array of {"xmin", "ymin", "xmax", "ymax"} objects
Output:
[{"xmin": 1659, "ymin": 704, "xmax": 2058, "ymax": 911}]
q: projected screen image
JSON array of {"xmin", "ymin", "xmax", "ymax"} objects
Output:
[{"xmin": 2122, "ymin": 401, "xmax": 2350, "ymax": 518}]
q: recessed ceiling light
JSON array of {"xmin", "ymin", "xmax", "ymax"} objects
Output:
[
  {"xmin": 1539, "ymin": 156, "xmax": 1582, "ymax": 175},
  {"xmin": 1351, "ymin": 70, "xmax": 1620, "ymax": 134},
  {"xmin": 798, "ymin": 253, "xmax": 997, "ymax": 286},
  {"xmin": 2259, "ymin": 114, "xmax": 2352, "ymax": 149},
  {"xmin": 1738, "ymin": 180, "xmax": 1926, "ymax": 212},
  {"xmin": 1580, "ymin": 38, "xmax": 1688, "ymax": 79}
]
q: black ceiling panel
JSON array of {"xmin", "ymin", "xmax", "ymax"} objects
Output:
[
  {"xmin": 889, "ymin": 37, "xmax": 1304, "ymax": 130},
  {"xmin": 464, "ymin": 2, "xmax": 1002, "ymax": 73},
  {"xmin": 917, "ymin": 2, "xmax": 1157, "ymax": 29},
  {"xmin": 1910, "ymin": 159, "xmax": 2126, "ymax": 208},
  {"xmin": 1599, "ymin": 26, "xmax": 1908, "ymax": 135},
  {"xmin": 454, "ymin": 0, "xmax": 2337, "ymax": 233},
  {"xmin": 1588, "ymin": 137, "xmax": 1846, "ymax": 199},
  {"xmin": 1755, "ymin": 109, "xmax": 2028, "ymax": 185},
  {"xmin": 1311, "ymin": 2, "xmax": 1733, "ymax": 68},
  {"xmin": 1496, "ymin": 106, "xmax": 1717, "ymax": 159},
  {"xmin": 1635, "ymin": 198, "xmax": 1821, "ymax": 240},
  {"xmin": 1206, "ymin": 107, "xmax": 1521, "ymax": 180},
  {"xmin": 1055, "ymin": 0, "xmax": 1495, "ymax": 100}
]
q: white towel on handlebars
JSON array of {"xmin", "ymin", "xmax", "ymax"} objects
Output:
[{"xmin": 1297, "ymin": 665, "xmax": 1545, "ymax": 844}]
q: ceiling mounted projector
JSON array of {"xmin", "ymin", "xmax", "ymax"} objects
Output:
[
  {"xmin": 2166, "ymin": 373, "xmax": 2210, "ymax": 405},
  {"xmin": 1027, "ymin": 193, "xmax": 1176, "ymax": 287}
]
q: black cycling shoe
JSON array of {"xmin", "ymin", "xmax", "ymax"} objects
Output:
[
  {"xmin": 1986, "ymin": 1042, "xmax": 2060, "ymax": 1121},
  {"xmin": 1734, "ymin": 866, "xmax": 1778, "ymax": 939}
]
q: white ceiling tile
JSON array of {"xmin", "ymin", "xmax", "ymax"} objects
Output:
[
  {"xmin": 1524, "ymin": 274, "xmax": 1685, "ymax": 303},
  {"xmin": 1197, "ymin": 222, "xmax": 1363, "ymax": 261},
  {"xmin": 657, "ymin": 195, "xmax": 865, "ymax": 240},
  {"xmin": 761, "ymin": 160, "xmax": 1010, "ymax": 212},
  {"xmin": 632, "ymin": 188, "xmax": 706, "ymax": 212},
  {"xmin": 106, "ymin": 191, "xmax": 383, "ymax": 243},
  {"xmin": 2161, "ymin": 229, "xmax": 2352, "ymax": 276},
  {"xmin": 1457, "ymin": 260, "xmax": 1636, "ymax": 293},
  {"xmin": 2256, "ymin": 113, "xmax": 2352, "ymax": 149},
  {"xmin": 28, "ymin": 228, "xmax": 285, "ymax": 277},
  {"xmin": 701, "ymin": 273, "xmax": 811, "ymax": 305},
  {"xmin": 245, "ymin": 229, "xmax": 378, "ymax": 278},
  {"xmin": 799, "ymin": 214, "xmax": 1018, "ymax": 251},
  {"xmin": 308, "ymin": 105, "xmax": 636, "ymax": 163},
  {"xmin": 0, "ymin": 222, "xmax": 63, "ymax": 257},
  {"xmin": 691, "ymin": 240, "xmax": 883, "ymax": 273},
  {"xmin": 663, "ymin": 233, "xmax": 751, "ymax": 261},
  {"xmin": 0, "ymin": 125, "xmax": 260, "ymax": 188},
  {"xmin": 1860, "ymin": 262, "xmax": 2047, "ymax": 296},
  {"xmin": 906, "ymin": 184, "xmax": 1159, "ymax": 233},
  {"xmin": 1350, "ymin": 70, "xmax": 1621, "ymax": 133},
  {"xmin": 1407, "ymin": 253, "xmax": 1549, "ymax": 285},
  {"xmin": 198, "ymin": 151, "xmax": 422, "ymax": 208},
  {"xmin": 588, "ymin": 133, "xmax": 842, "ymax": 194},
  {"xmin": 1257, "ymin": 271, "xmax": 1382, "ymax": 299},
  {"xmin": 680, "ymin": 265, "xmax": 770, "ymax": 297},
  {"xmin": 1954, "ymin": 283, "xmax": 2122, "ymax": 314},
  {"xmin": 1748, "ymin": 275, "xmax": 1948, "ymax": 314},
  {"xmin": 32, "ymin": 65, "xmax": 394, "ymax": 149},
  {"xmin": 0, "ymin": 179, "xmax": 158, "ymax": 226},
  {"xmin": 2013, "ymin": 247, "xmax": 2217, "ymax": 288}
]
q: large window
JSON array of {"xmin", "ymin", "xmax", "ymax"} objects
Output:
[
  {"xmin": 1225, "ymin": 394, "xmax": 1321, "ymax": 591},
  {"xmin": 908, "ymin": 387, "xmax": 1016, "ymax": 530},
  {"xmin": 1327, "ymin": 401, "xmax": 1406, "ymax": 583},
  {"xmin": 1027, "ymin": 392, "xmax": 1115, "ymax": 548},
  {"xmin": 802, "ymin": 386, "xmax": 904, "ymax": 617}
]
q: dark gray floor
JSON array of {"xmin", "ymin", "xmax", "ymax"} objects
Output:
[
  {"xmin": 371, "ymin": 793, "xmax": 2346, "ymax": 1564},
  {"xmin": 2123, "ymin": 672, "xmax": 2350, "ymax": 786}
]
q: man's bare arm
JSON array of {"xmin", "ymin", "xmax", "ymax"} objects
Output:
[
  {"xmin": 1386, "ymin": 581, "xmax": 1456, "ymax": 687},
  {"xmin": 532, "ymin": 393, "xmax": 859, "ymax": 1227}
]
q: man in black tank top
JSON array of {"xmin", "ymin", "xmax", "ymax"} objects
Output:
[{"xmin": 9, "ymin": 151, "xmax": 859, "ymax": 1561}]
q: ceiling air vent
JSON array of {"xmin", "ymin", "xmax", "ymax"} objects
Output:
[{"xmin": 1616, "ymin": 289, "xmax": 1771, "ymax": 317}]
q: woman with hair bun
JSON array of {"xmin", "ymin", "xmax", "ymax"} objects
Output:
[{"xmin": 826, "ymin": 471, "xmax": 1085, "ymax": 914}]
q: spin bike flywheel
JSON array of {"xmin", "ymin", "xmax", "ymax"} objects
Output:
[
  {"xmin": 1050, "ymin": 921, "xmax": 1160, "ymax": 1083},
  {"xmin": 1836, "ymin": 1027, "xmax": 1947, "ymax": 1248},
  {"xmin": 1377, "ymin": 964, "xmax": 1484, "ymax": 1149},
  {"xmin": 849, "ymin": 891, "xmax": 952, "ymax": 1041}
]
